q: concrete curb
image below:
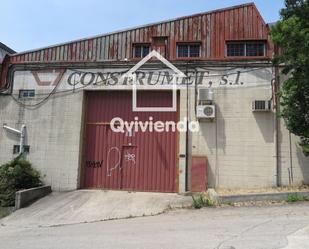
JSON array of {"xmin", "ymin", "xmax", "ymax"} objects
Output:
[
  {"xmin": 15, "ymin": 186, "xmax": 52, "ymax": 210},
  {"xmin": 219, "ymin": 191, "xmax": 309, "ymax": 203}
]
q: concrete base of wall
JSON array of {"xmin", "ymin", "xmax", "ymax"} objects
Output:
[
  {"xmin": 15, "ymin": 186, "xmax": 52, "ymax": 210},
  {"xmin": 219, "ymin": 191, "xmax": 309, "ymax": 203}
]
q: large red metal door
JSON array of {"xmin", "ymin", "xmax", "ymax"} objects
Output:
[{"xmin": 83, "ymin": 91, "xmax": 178, "ymax": 192}]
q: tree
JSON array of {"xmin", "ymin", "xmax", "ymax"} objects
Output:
[{"xmin": 270, "ymin": 0, "xmax": 309, "ymax": 155}]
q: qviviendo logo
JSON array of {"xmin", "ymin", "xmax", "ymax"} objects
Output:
[{"xmin": 110, "ymin": 117, "xmax": 200, "ymax": 133}]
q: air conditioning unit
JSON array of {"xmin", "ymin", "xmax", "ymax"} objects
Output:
[
  {"xmin": 197, "ymin": 105, "xmax": 216, "ymax": 119},
  {"xmin": 252, "ymin": 100, "xmax": 271, "ymax": 112},
  {"xmin": 198, "ymin": 88, "xmax": 214, "ymax": 102}
]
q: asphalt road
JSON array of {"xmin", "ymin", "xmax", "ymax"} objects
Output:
[{"xmin": 0, "ymin": 202, "xmax": 309, "ymax": 249}]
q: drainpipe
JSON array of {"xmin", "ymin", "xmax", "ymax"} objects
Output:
[
  {"xmin": 185, "ymin": 64, "xmax": 189, "ymax": 191},
  {"xmin": 3, "ymin": 124, "xmax": 26, "ymax": 155},
  {"xmin": 274, "ymin": 65, "xmax": 281, "ymax": 187}
]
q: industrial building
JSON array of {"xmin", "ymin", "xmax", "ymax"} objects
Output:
[{"xmin": 0, "ymin": 3, "xmax": 308, "ymax": 192}]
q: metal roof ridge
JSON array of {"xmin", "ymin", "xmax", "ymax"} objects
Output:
[
  {"xmin": 12, "ymin": 2, "xmax": 255, "ymax": 56},
  {"xmin": 0, "ymin": 42, "xmax": 16, "ymax": 54}
]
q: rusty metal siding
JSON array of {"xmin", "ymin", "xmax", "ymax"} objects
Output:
[
  {"xmin": 83, "ymin": 91, "xmax": 178, "ymax": 192},
  {"xmin": 8, "ymin": 3, "xmax": 270, "ymax": 64}
]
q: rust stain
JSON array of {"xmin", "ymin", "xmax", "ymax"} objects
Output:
[{"xmin": 6, "ymin": 3, "xmax": 271, "ymax": 64}]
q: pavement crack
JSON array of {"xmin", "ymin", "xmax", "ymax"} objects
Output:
[{"xmin": 213, "ymin": 219, "xmax": 273, "ymax": 249}]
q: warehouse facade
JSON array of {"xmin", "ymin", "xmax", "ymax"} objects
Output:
[{"xmin": 0, "ymin": 3, "xmax": 308, "ymax": 192}]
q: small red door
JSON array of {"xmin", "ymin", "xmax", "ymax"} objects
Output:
[{"xmin": 152, "ymin": 37, "xmax": 168, "ymax": 58}]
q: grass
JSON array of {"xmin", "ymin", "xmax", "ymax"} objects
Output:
[
  {"xmin": 286, "ymin": 194, "xmax": 309, "ymax": 203},
  {"xmin": 192, "ymin": 195, "xmax": 215, "ymax": 209},
  {"xmin": 223, "ymin": 201, "xmax": 235, "ymax": 206}
]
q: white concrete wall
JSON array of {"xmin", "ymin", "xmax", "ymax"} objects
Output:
[
  {"xmin": 189, "ymin": 86, "xmax": 277, "ymax": 188},
  {"xmin": 0, "ymin": 91, "xmax": 84, "ymax": 191},
  {"xmin": 277, "ymin": 73, "xmax": 309, "ymax": 186},
  {"xmin": 278, "ymin": 120, "xmax": 309, "ymax": 186}
]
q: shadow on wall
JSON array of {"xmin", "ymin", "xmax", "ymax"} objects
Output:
[
  {"xmin": 253, "ymin": 112, "xmax": 275, "ymax": 143},
  {"xmin": 199, "ymin": 105, "xmax": 226, "ymax": 187},
  {"xmin": 0, "ymin": 94, "xmax": 12, "ymax": 110},
  {"xmin": 296, "ymin": 143, "xmax": 309, "ymax": 184},
  {"xmin": 200, "ymin": 105, "xmax": 226, "ymax": 153},
  {"xmin": 251, "ymin": 68, "xmax": 273, "ymax": 83}
]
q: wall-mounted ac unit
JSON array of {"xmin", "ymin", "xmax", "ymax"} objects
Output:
[
  {"xmin": 198, "ymin": 88, "xmax": 214, "ymax": 102},
  {"xmin": 197, "ymin": 105, "xmax": 216, "ymax": 119},
  {"xmin": 252, "ymin": 100, "xmax": 271, "ymax": 112}
]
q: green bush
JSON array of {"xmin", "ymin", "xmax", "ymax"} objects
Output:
[
  {"xmin": 300, "ymin": 137, "xmax": 309, "ymax": 156},
  {"xmin": 192, "ymin": 195, "xmax": 214, "ymax": 209},
  {"xmin": 0, "ymin": 155, "xmax": 42, "ymax": 207}
]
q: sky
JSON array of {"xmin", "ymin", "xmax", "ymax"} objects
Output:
[{"xmin": 0, "ymin": 0, "xmax": 285, "ymax": 53}]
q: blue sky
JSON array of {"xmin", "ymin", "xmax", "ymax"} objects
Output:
[{"xmin": 1, "ymin": 0, "xmax": 285, "ymax": 52}]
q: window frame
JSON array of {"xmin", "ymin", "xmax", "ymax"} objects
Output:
[
  {"xmin": 176, "ymin": 42, "xmax": 201, "ymax": 58},
  {"xmin": 19, "ymin": 89, "xmax": 35, "ymax": 99},
  {"xmin": 245, "ymin": 41, "xmax": 266, "ymax": 56},
  {"xmin": 226, "ymin": 40, "xmax": 266, "ymax": 57},
  {"xmin": 132, "ymin": 43, "xmax": 151, "ymax": 59}
]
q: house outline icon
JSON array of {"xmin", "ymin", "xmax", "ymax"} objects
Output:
[{"xmin": 123, "ymin": 50, "xmax": 186, "ymax": 112}]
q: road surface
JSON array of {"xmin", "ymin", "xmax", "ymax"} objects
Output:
[{"xmin": 0, "ymin": 202, "xmax": 309, "ymax": 249}]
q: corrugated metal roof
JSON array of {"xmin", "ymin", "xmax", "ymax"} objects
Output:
[
  {"xmin": 8, "ymin": 2, "xmax": 271, "ymax": 64},
  {"xmin": 12, "ymin": 2, "xmax": 260, "ymax": 56}
]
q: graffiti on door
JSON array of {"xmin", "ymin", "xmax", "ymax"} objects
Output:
[
  {"xmin": 106, "ymin": 146, "xmax": 136, "ymax": 176},
  {"xmin": 86, "ymin": 160, "xmax": 103, "ymax": 168},
  {"xmin": 124, "ymin": 152, "xmax": 136, "ymax": 164}
]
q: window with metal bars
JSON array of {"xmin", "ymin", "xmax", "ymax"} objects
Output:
[
  {"xmin": 132, "ymin": 44, "xmax": 150, "ymax": 58},
  {"xmin": 246, "ymin": 42, "xmax": 265, "ymax": 56},
  {"xmin": 177, "ymin": 43, "xmax": 201, "ymax": 58},
  {"xmin": 226, "ymin": 41, "xmax": 266, "ymax": 57},
  {"xmin": 19, "ymin": 89, "xmax": 35, "ymax": 99}
]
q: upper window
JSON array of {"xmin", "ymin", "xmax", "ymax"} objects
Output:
[
  {"xmin": 226, "ymin": 41, "xmax": 266, "ymax": 57},
  {"xmin": 177, "ymin": 43, "xmax": 201, "ymax": 58},
  {"xmin": 132, "ymin": 44, "xmax": 150, "ymax": 58},
  {"xmin": 19, "ymin": 89, "xmax": 35, "ymax": 99}
]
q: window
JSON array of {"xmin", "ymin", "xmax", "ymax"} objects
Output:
[
  {"xmin": 132, "ymin": 44, "xmax": 150, "ymax": 58},
  {"xmin": 13, "ymin": 145, "xmax": 30, "ymax": 154},
  {"xmin": 226, "ymin": 43, "xmax": 245, "ymax": 56},
  {"xmin": 19, "ymin": 89, "xmax": 35, "ymax": 99},
  {"xmin": 177, "ymin": 43, "xmax": 201, "ymax": 58},
  {"xmin": 226, "ymin": 41, "xmax": 266, "ymax": 57},
  {"xmin": 246, "ymin": 42, "xmax": 265, "ymax": 56},
  {"xmin": 13, "ymin": 145, "xmax": 20, "ymax": 154},
  {"xmin": 24, "ymin": 145, "xmax": 30, "ymax": 153}
]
